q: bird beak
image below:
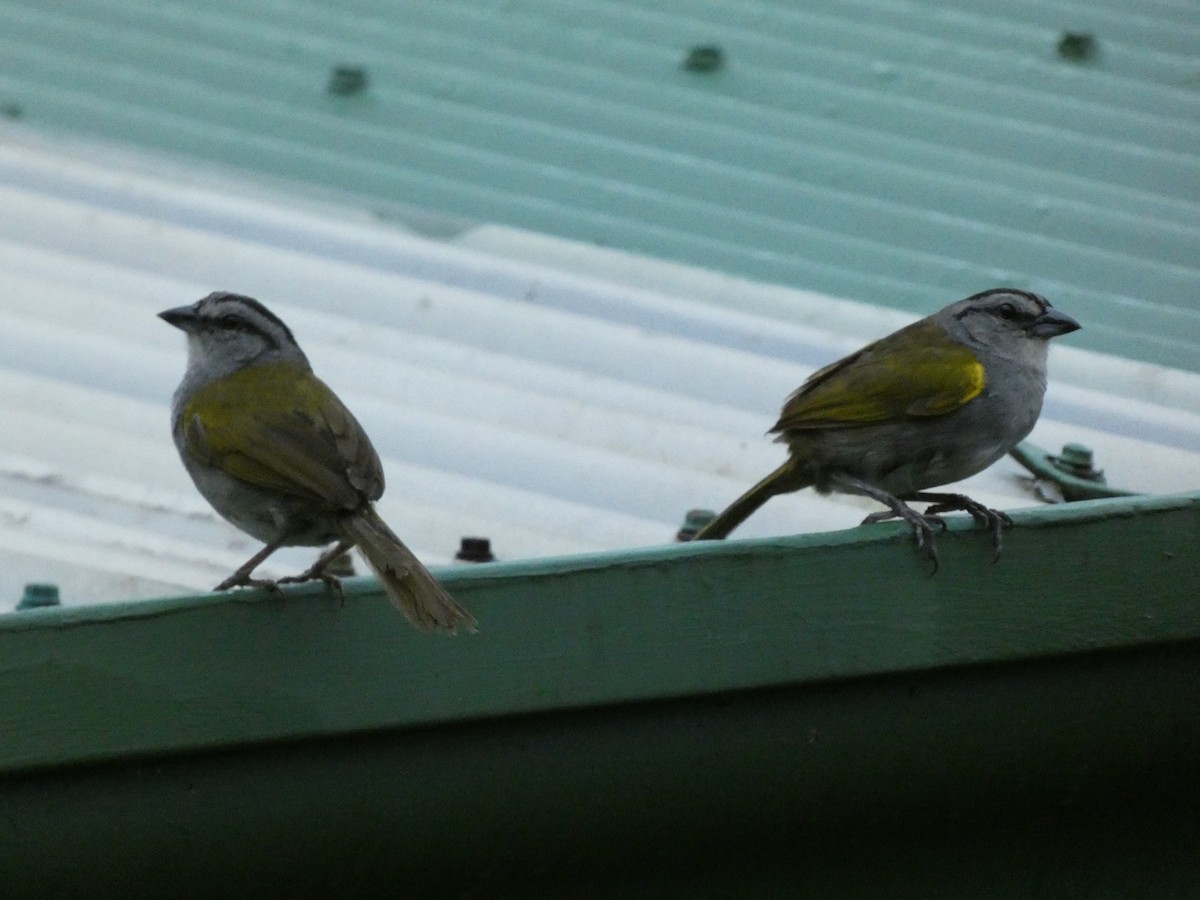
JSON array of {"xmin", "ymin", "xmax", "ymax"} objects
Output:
[
  {"xmin": 158, "ymin": 304, "xmax": 201, "ymax": 332},
  {"xmin": 1027, "ymin": 307, "xmax": 1081, "ymax": 338}
]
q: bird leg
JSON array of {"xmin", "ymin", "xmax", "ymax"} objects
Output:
[
  {"xmin": 215, "ymin": 533, "xmax": 355, "ymax": 598},
  {"xmin": 908, "ymin": 492, "xmax": 1012, "ymax": 562},
  {"xmin": 276, "ymin": 540, "xmax": 356, "ymax": 600},
  {"xmin": 214, "ymin": 531, "xmax": 295, "ymax": 593},
  {"xmin": 831, "ymin": 474, "xmax": 946, "ymax": 573}
]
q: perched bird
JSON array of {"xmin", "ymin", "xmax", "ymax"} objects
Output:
[
  {"xmin": 160, "ymin": 292, "xmax": 475, "ymax": 633},
  {"xmin": 691, "ymin": 289, "xmax": 1080, "ymax": 567}
]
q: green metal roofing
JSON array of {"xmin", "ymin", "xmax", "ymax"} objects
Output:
[{"xmin": 1, "ymin": 0, "xmax": 1197, "ymax": 370}]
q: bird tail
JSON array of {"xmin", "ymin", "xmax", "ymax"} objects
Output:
[
  {"xmin": 341, "ymin": 506, "xmax": 476, "ymax": 634},
  {"xmin": 692, "ymin": 460, "xmax": 810, "ymax": 541}
]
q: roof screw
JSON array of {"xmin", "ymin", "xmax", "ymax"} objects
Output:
[
  {"xmin": 677, "ymin": 508, "xmax": 716, "ymax": 542},
  {"xmin": 327, "ymin": 65, "xmax": 369, "ymax": 96},
  {"xmin": 1050, "ymin": 443, "xmax": 1106, "ymax": 483},
  {"xmin": 1057, "ymin": 32, "xmax": 1098, "ymax": 62},
  {"xmin": 18, "ymin": 583, "xmax": 60, "ymax": 610},
  {"xmin": 682, "ymin": 45, "xmax": 725, "ymax": 73},
  {"xmin": 456, "ymin": 537, "xmax": 495, "ymax": 563}
]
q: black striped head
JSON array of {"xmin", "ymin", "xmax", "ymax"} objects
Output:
[
  {"xmin": 948, "ymin": 289, "xmax": 1079, "ymax": 339},
  {"xmin": 160, "ymin": 292, "xmax": 308, "ymax": 376},
  {"xmin": 937, "ymin": 288, "xmax": 1080, "ymax": 358}
]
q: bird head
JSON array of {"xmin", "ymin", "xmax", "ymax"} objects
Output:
[{"xmin": 159, "ymin": 292, "xmax": 308, "ymax": 381}]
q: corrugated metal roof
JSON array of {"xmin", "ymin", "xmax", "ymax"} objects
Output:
[
  {"xmin": 0, "ymin": 127, "xmax": 1197, "ymax": 608},
  {"xmin": 0, "ymin": 0, "xmax": 1196, "ymax": 371}
]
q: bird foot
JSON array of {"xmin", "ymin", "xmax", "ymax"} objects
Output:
[
  {"xmin": 215, "ymin": 540, "xmax": 354, "ymax": 601},
  {"xmin": 915, "ymin": 493, "xmax": 1012, "ymax": 562},
  {"xmin": 861, "ymin": 506, "xmax": 946, "ymax": 574},
  {"xmin": 832, "ymin": 476, "xmax": 1013, "ymax": 572},
  {"xmin": 275, "ymin": 540, "xmax": 355, "ymax": 603},
  {"xmin": 276, "ymin": 568, "xmax": 345, "ymax": 600},
  {"xmin": 214, "ymin": 572, "xmax": 286, "ymax": 596},
  {"xmin": 214, "ymin": 568, "xmax": 344, "ymax": 602}
]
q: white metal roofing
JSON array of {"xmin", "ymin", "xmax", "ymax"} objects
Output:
[
  {"xmin": 2, "ymin": 0, "xmax": 1197, "ymax": 372},
  {"xmin": 1, "ymin": 124, "xmax": 1197, "ymax": 608}
]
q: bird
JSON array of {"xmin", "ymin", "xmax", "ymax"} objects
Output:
[
  {"xmin": 160, "ymin": 292, "xmax": 476, "ymax": 633},
  {"xmin": 690, "ymin": 288, "xmax": 1081, "ymax": 568}
]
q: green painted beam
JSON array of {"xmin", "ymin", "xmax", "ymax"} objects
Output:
[
  {"xmin": 1, "ymin": 491, "xmax": 1196, "ymax": 775},
  {"xmin": 0, "ymin": 492, "xmax": 1197, "ymax": 895},
  {"xmin": 2, "ymin": 642, "xmax": 1198, "ymax": 897}
]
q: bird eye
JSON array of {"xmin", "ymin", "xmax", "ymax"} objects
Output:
[
  {"xmin": 216, "ymin": 314, "xmax": 240, "ymax": 329},
  {"xmin": 996, "ymin": 302, "xmax": 1018, "ymax": 319}
]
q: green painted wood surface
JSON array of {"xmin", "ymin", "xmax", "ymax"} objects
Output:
[
  {"xmin": 0, "ymin": 492, "xmax": 1197, "ymax": 895},
  {"xmin": 0, "ymin": 491, "xmax": 1196, "ymax": 775},
  {"xmin": 2, "ymin": 643, "xmax": 1198, "ymax": 897}
]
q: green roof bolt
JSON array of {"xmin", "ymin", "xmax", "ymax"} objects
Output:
[
  {"xmin": 1050, "ymin": 443, "xmax": 1106, "ymax": 483},
  {"xmin": 683, "ymin": 45, "xmax": 725, "ymax": 74},
  {"xmin": 1010, "ymin": 440, "xmax": 1135, "ymax": 501},
  {"xmin": 677, "ymin": 509, "xmax": 716, "ymax": 542},
  {"xmin": 327, "ymin": 65, "xmax": 369, "ymax": 96},
  {"xmin": 18, "ymin": 583, "xmax": 60, "ymax": 610},
  {"xmin": 1057, "ymin": 32, "xmax": 1098, "ymax": 62}
]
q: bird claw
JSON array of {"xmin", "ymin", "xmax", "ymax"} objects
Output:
[
  {"xmin": 837, "ymin": 478, "xmax": 1012, "ymax": 572},
  {"xmin": 214, "ymin": 573, "xmax": 285, "ymax": 596},
  {"xmin": 215, "ymin": 568, "xmax": 345, "ymax": 605},
  {"xmin": 215, "ymin": 540, "xmax": 352, "ymax": 602},
  {"xmin": 913, "ymin": 522, "xmax": 942, "ymax": 575},
  {"xmin": 214, "ymin": 569, "xmax": 344, "ymax": 604},
  {"xmin": 922, "ymin": 495, "xmax": 1012, "ymax": 562},
  {"xmin": 277, "ymin": 568, "xmax": 346, "ymax": 602},
  {"xmin": 861, "ymin": 507, "xmax": 944, "ymax": 574}
]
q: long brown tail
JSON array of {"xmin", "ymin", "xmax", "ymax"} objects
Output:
[
  {"xmin": 341, "ymin": 506, "xmax": 476, "ymax": 634},
  {"xmin": 692, "ymin": 460, "xmax": 810, "ymax": 541}
]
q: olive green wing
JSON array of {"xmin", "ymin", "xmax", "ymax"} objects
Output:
[
  {"xmin": 773, "ymin": 318, "xmax": 985, "ymax": 432},
  {"xmin": 179, "ymin": 363, "xmax": 384, "ymax": 510}
]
